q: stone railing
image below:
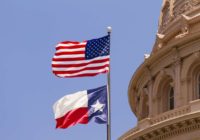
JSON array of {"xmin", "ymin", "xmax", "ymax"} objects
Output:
[
  {"xmin": 137, "ymin": 99, "xmax": 200, "ymax": 129},
  {"xmin": 151, "ymin": 105, "xmax": 191, "ymax": 124},
  {"xmin": 119, "ymin": 100, "xmax": 200, "ymax": 140},
  {"xmin": 190, "ymin": 99, "xmax": 200, "ymax": 112}
]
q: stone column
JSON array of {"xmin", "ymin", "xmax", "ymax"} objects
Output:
[
  {"xmin": 138, "ymin": 92, "xmax": 143, "ymax": 121},
  {"xmin": 174, "ymin": 57, "xmax": 182, "ymax": 107},
  {"xmin": 181, "ymin": 77, "xmax": 191, "ymax": 104},
  {"xmin": 145, "ymin": 66, "xmax": 154, "ymax": 117},
  {"xmin": 147, "ymin": 80, "xmax": 154, "ymax": 117}
]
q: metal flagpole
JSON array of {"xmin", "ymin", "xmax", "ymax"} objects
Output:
[{"xmin": 107, "ymin": 26, "xmax": 112, "ymax": 140}]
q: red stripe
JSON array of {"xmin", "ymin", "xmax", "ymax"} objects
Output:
[
  {"xmin": 55, "ymin": 70, "xmax": 108, "ymax": 78},
  {"xmin": 59, "ymin": 41, "xmax": 82, "ymax": 44},
  {"xmin": 52, "ymin": 58, "xmax": 110, "ymax": 68},
  {"xmin": 55, "ymin": 51, "xmax": 85, "ymax": 56},
  {"xmin": 65, "ymin": 71, "xmax": 108, "ymax": 77},
  {"xmin": 52, "ymin": 57, "xmax": 85, "ymax": 61},
  {"xmin": 56, "ymin": 45, "xmax": 86, "ymax": 50},
  {"xmin": 56, "ymin": 107, "xmax": 89, "ymax": 129},
  {"xmin": 53, "ymin": 64, "xmax": 109, "ymax": 74}
]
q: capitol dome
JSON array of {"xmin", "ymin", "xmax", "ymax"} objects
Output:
[
  {"xmin": 153, "ymin": 0, "xmax": 200, "ymax": 53},
  {"xmin": 120, "ymin": 0, "xmax": 200, "ymax": 140}
]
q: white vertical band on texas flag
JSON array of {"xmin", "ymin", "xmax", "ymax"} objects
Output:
[
  {"xmin": 52, "ymin": 35, "xmax": 110, "ymax": 78},
  {"xmin": 53, "ymin": 85, "xmax": 107, "ymax": 129}
]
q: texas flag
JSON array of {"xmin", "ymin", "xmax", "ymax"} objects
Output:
[{"xmin": 53, "ymin": 85, "xmax": 107, "ymax": 129}]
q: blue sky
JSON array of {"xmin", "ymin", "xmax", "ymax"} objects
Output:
[{"xmin": 0, "ymin": 1, "xmax": 162, "ymax": 140}]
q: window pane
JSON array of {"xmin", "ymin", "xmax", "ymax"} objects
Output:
[
  {"xmin": 169, "ymin": 88, "xmax": 174, "ymax": 110},
  {"xmin": 170, "ymin": 97, "xmax": 174, "ymax": 110}
]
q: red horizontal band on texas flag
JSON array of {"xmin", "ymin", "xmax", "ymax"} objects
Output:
[
  {"xmin": 56, "ymin": 108, "xmax": 88, "ymax": 129},
  {"xmin": 53, "ymin": 86, "xmax": 108, "ymax": 129}
]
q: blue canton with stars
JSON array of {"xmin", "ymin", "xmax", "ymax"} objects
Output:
[{"xmin": 85, "ymin": 35, "xmax": 110, "ymax": 60}]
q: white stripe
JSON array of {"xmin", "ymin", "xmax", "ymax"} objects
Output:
[
  {"xmin": 52, "ymin": 56, "xmax": 110, "ymax": 65},
  {"xmin": 56, "ymin": 67, "xmax": 109, "ymax": 77},
  {"xmin": 53, "ymin": 54, "xmax": 84, "ymax": 58},
  {"xmin": 53, "ymin": 90, "xmax": 88, "ymax": 119},
  {"xmin": 56, "ymin": 42, "xmax": 86, "ymax": 48},
  {"xmin": 52, "ymin": 61, "xmax": 109, "ymax": 71},
  {"xmin": 56, "ymin": 47, "xmax": 85, "ymax": 53}
]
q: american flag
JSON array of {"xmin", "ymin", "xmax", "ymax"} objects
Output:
[{"xmin": 52, "ymin": 35, "xmax": 110, "ymax": 78}]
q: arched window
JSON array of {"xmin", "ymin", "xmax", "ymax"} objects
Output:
[
  {"xmin": 190, "ymin": 64, "xmax": 200, "ymax": 100},
  {"xmin": 169, "ymin": 87, "xmax": 174, "ymax": 110},
  {"xmin": 155, "ymin": 74, "xmax": 174, "ymax": 114}
]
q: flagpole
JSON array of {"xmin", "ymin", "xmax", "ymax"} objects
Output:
[{"xmin": 107, "ymin": 26, "xmax": 112, "ymax": 140}]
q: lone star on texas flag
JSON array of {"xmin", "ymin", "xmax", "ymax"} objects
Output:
[{"xmin": 91, "ymin": 100, "xmax": 105, "ymax": 113}]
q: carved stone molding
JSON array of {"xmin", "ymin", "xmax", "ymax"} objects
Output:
[
  {"xmin": 191, "ymin": 0, "xmax": 200, "ymax": 6},
  {"xmin": 173, "ymin": 0, "xmax": 187, "ymax": 18},
  {"xmin": 172, "ymin": 47, "xmax": 181, "ymax": 65},
  {"xmin": 156, "ymin": 33, "xmax": 165, "ymax": 49},
  {"xmin": 128, "ymin": 117, "xmax": 200, "ymax": 140},
  {"xmin": 145, "ymin": 66, "xmax": 153, "ymax": 82},
  {"xmin": 161, "ymin": 1, "xmax": 171, "ymax": 31},
  {"xmin": 159, "ymin": 0, "xmax": 200, "ymax": 32},
  {"xmin": 193, "ymin": 51, "xmax": 200, "ymax": 58},
  {"xmin": 175, "ymin": 14, "xmax": 190, "ymax": 38}
]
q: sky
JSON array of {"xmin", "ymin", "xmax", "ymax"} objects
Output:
[{"xmin": 0, "ymin": 1, "xmax": 162, "ymax": 140}]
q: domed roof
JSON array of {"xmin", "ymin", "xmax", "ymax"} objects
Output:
[
  {"xmin": 129, "ymin": 0, "xmax": 200, "ymax": 117},
  {"xmin": 159, "ymin": 0, "xmax": 200, "ymax": 32},
  {"xmin": 152, "ymin": 0, "xmax": 200, "ymax": 54}
]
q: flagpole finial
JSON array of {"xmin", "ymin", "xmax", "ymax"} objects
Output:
[{"xmin": 107, "ymin": 26, "xmax": 112, "ymax": 34}]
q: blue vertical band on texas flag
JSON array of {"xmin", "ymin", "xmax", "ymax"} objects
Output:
[
  {"xmin": 53, "ymin": 85, "xmax": 108, "ymax": 129},
  {"xmin": 87, "ymin": 85, "xmax": 108, "ymax": 124}
]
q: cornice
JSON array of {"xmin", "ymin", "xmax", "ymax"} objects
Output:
[{"xmin": 119, "ymin": 111, "xmax": 200, "ymax": 140}]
